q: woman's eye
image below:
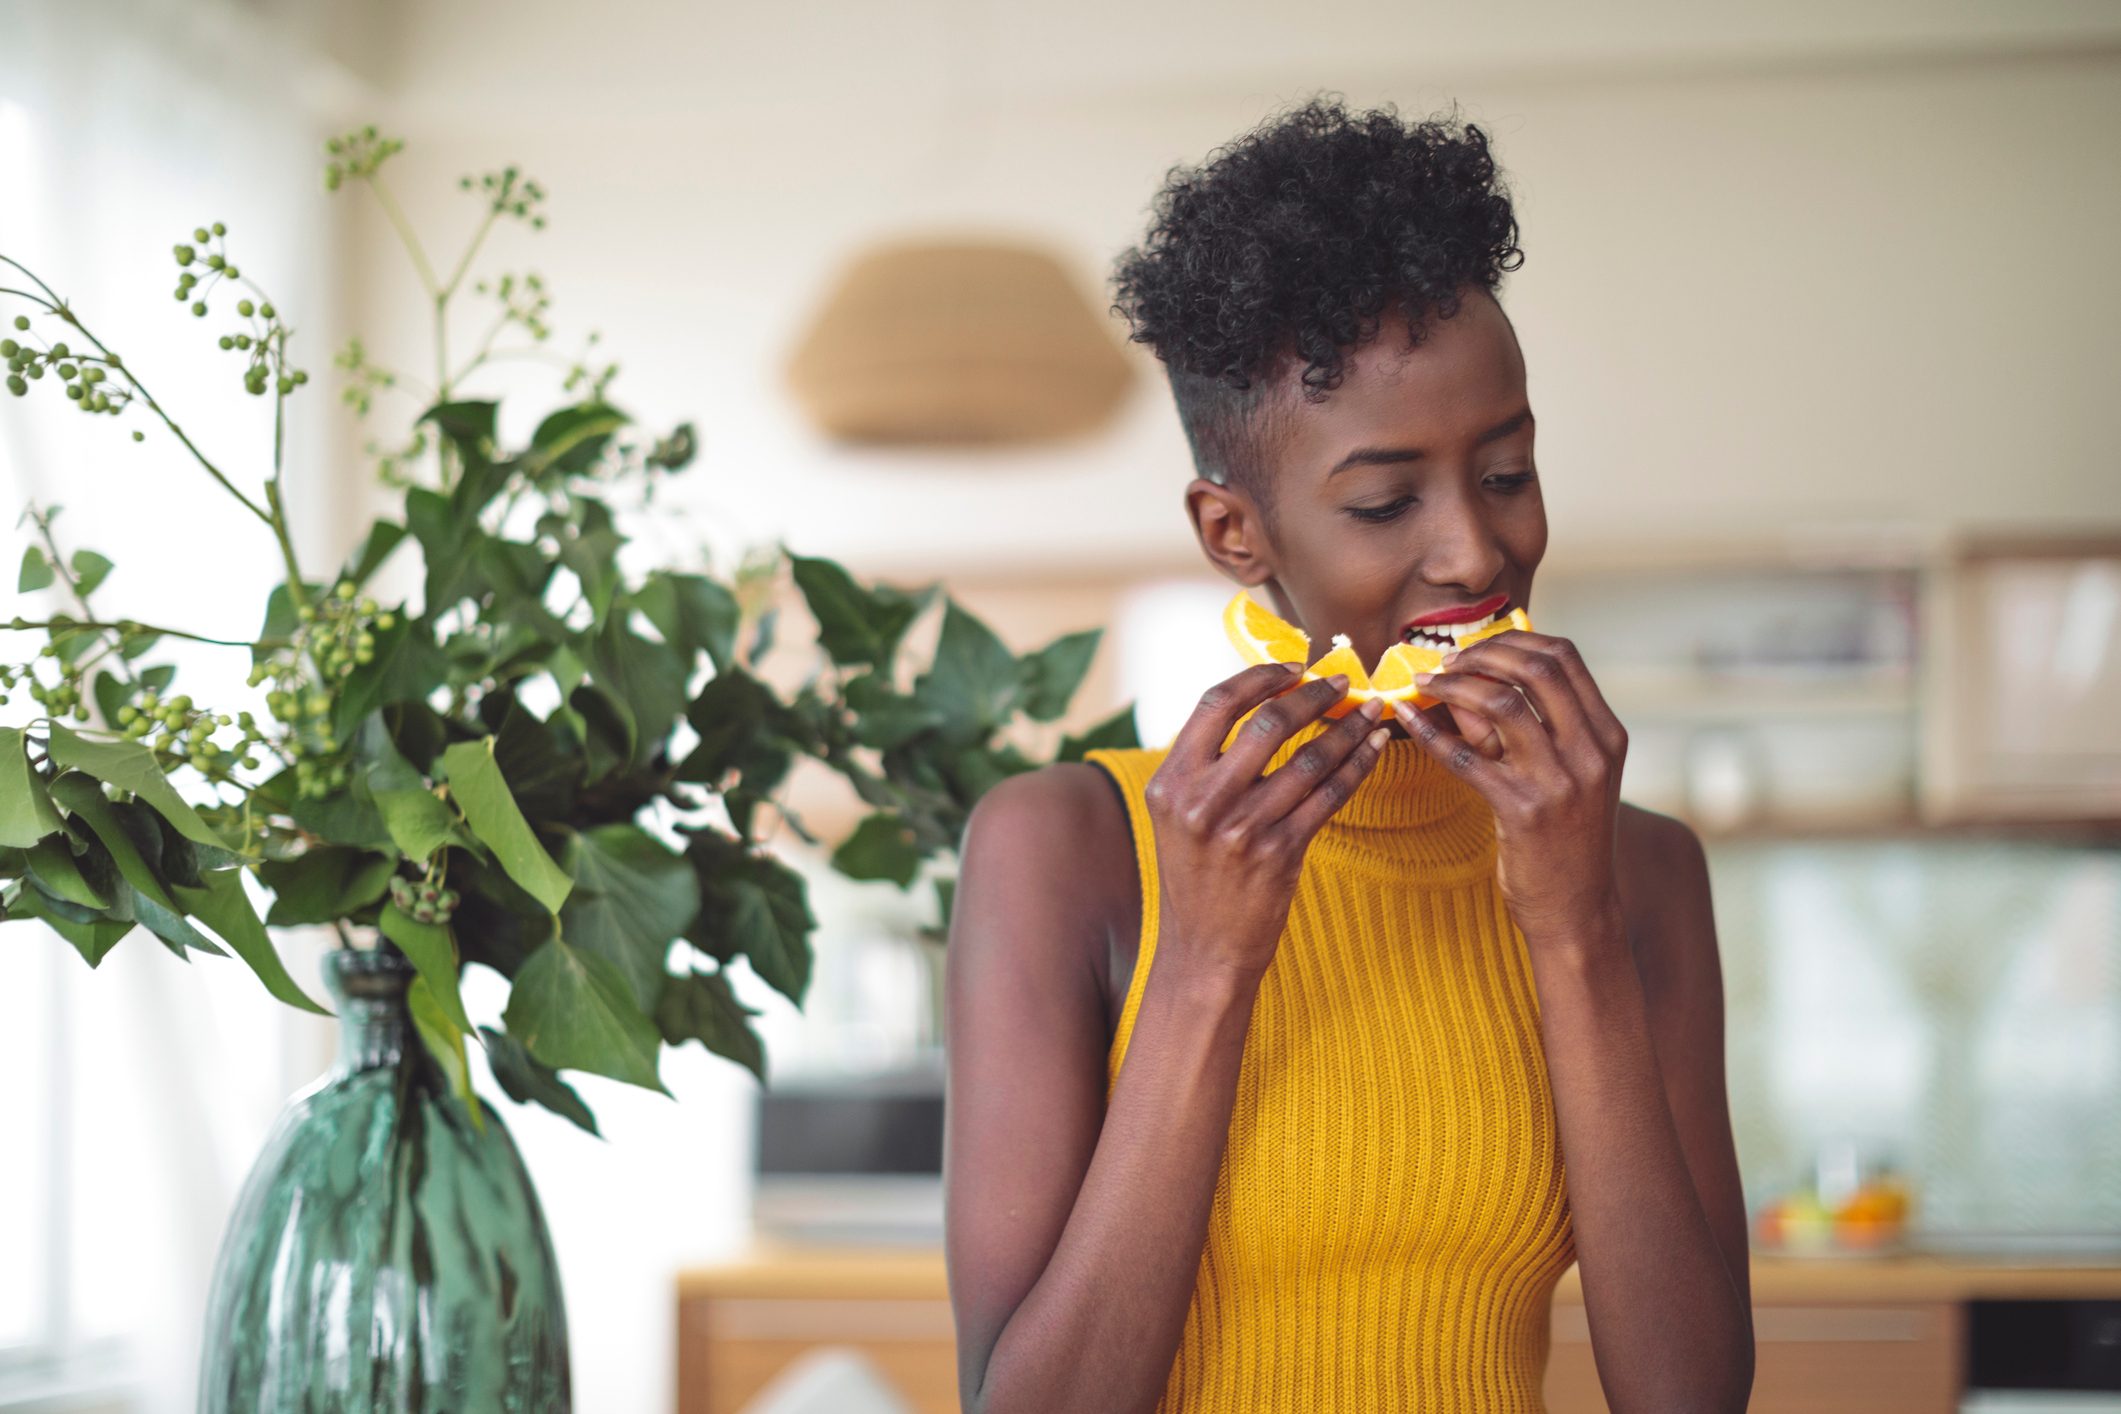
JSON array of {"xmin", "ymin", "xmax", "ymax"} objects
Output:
[
  {"xmin": 1487, "ymin": 470, "xmax": 1537, "ymax": 493},
  {"xmin": 1346, "ymin": 497, "xmax": 1413, "ymax": 524}
]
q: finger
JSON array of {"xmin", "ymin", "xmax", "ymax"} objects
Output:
[
  {"xmin": 1211, "ymin": 672, "xmax": 1352, "ymax": 801},
  {"xmin": 1410, "ymin": 668, "xmax": 1561, "ymax": 771},
  {"xmin": 1251, "ymin": 698, "xmax": 1387, "ymax": 825},
  {"xmin": 1392, "ymin": 688, "xmax": 1510, "ymax": 794},
  {"xmin": 1438, "ymin": 700, "xmax": 1506, "ymax": 760},
  {"xmin": 1482, "ymin": 630, "xmax": 1627, "ymax": 757},
  {"xmin": 1270, "ymin": 709, "xmax": 1392, "ymax": 842},
  {"xmin": 1438, "ymin": 636, "xmax": 1596, "ymax": 763},
  {"xmin": 1170, "ymin": 661, "xmax": 1310, "ymax": 766}
]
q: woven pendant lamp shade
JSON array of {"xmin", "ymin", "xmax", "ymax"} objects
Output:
[{"xmin": 784, "ymin": 238, "xmax": 1134, "ymax": 445}]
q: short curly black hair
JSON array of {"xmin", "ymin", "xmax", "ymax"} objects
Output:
[{"xmin": 1110, "ymin": 95, "xmax": 1523, "ymax": 527}]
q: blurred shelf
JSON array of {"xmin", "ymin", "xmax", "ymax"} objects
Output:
[{"xmin": 1601, "ymin": 666, "xmax": 1915, "ymax": 720}]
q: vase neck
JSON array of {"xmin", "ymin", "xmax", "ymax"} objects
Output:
[{"xmin": 322, "ymin": 948, "xmax": 415, "ymax": 1076}]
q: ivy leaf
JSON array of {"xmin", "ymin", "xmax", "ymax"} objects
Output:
[
  {"xmin": 172, "ymin": 869, "xmax": 331, "ymax": 1015},
  {"xmin": 676, "ymin": 666, "xmax": 787, "ymax": 786},
  {"xmin": 830, "ymin": 812, "xmax": 923, "ymax": 888},
  {"xmin": 440, "ymin": 738, "xmax": 571, "ymax": 913},
  {"xmin": 0, "ymin": 726, "xmax": 65, "ymax": 847},
  {"xmin": 688, "ymin": 834, "xmax": 815, "ymax": 1006},
  {"xmin": 18, "ymin": 544, "xmax": 53, "ymax": 592},
  {"xmin": 529, "ymin": 401, "xmax": 627, "ymax": 475},
  {"xmin": 655, "ymin": 969, "xmax": 766, "ymax": 1084},
  {"xmin": 1057, "ymin": 702, "xmax": 1141, "ymax": 762},
  {"xmin": 1014, "ymin": 627, "xmax": 1101, "ymax": 723},
  {"xmin": 408, "ymin": 975, "xmax": 482, "ymax": 1127},
  {"xmin": 379, "ymin": 901, "xmax": 472, "ymax": 1033},
  {"xmin": 635, "ymin": 572, "xmax": 740, "ymax": 674},
  {"xmin": 24, "ymin": 835, "xmax": 112, "ymax": 910},
  {"xmin": 130, "ymin": 884, "xmax": 224, "ymax": 960},
  {"xmin": 786, "ymin": 552, "xmax": 932, "ymax": 669},
  {"xmin": 583, "ymin": 614, "xmax": 687, "ymax": 765},
  {"xmin": 480, "ymin": 1025, "xmax": 600, "ymax": 1136},
  {"xmin": 258, "ymin": 846, "xmax": 397, "ymax": 926},
  {"xmin": 47, "ymin": 773, "xmax": 184, "ymax": 918},
  {"xmin": 69, "ymin": 549, "xmax": 114, "ymax": 597},
  {"xmin": 365, "ymin": 747, "xmax": 467, "ymax": 866},
  {"xmin": 487, "ymin": 698, "xmax": 582, "ymax": 821},
  {"xmin": 45, "ymin": 723, "xmax": 229, "ymax": 850},
  {"xmin": 420, "ymin": 399, "xmax": 499, "ymax": 464},
  {"xmin": 558, "ymin": 824, "xmax": 701, "ymax": 1012},
  {"xmin": 331, "ymin": 615, "xmax": 448, "ymax": 742},
  {"xmin": 501, "ymin": 938, "xmax": 666, "ymax": 1093},
  {"xmin": 842, "ymin": 671, "xmax": 945, "ymax": 752},
  {"xmin": 11, "ymin": 887, "xmax": 131, "ymax": 966},
  {"xmin": 341, "ymin": 520, "xmax": 406, "ymax": 588},
  {"xmin": 911, "ymin": 598, "xmax": 1019, "ymax": 743}
]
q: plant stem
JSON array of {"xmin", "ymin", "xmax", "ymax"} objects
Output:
[
  {"xmin": 362, "ymin": 176, "xmax": 439, "ymax": 299},
  {"xmin": 7, "ymin": 618, "xmax": 279, "ymax": 650},
  {"xmin": 2, "ymin": 257, "xmax": 277, "ymax": 529}
]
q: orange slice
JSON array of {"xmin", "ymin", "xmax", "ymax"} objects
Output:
[{"xmin": 1220, "ymin": 588, "xmax": 1533, "ymax": 720}]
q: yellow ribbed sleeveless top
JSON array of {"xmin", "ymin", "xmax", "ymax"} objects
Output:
[{"xmin": 1082, "ymin": 712, "xmax": 1576, "ymax": 1413}]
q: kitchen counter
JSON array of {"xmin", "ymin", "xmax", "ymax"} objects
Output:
[
  {"xmin": 678, "ymin": 1240, "xmax": 2121, "ymax": 1304},
  {"xmin": 676, "ymin": 1243, "xmax": 2121, "ymax": 1414}
]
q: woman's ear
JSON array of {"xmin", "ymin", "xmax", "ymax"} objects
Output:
[{"xmin": 1187, "ymin": 477, "xmax": 1275, "ymax": 586}]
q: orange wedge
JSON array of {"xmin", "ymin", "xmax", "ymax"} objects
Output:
[{"xmin": 1221, "ymin": 587, "xmax": 1533, "ymax": 720}]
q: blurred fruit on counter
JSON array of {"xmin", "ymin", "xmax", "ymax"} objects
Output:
[{"xmin": 1753, "ymin": 1172, "xmax": 1914, "ymax": 1256}]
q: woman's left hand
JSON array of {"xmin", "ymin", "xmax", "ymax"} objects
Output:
[{"xmin": 1390, "ymin": 631, "xmax": 1629, "ymax": 943}]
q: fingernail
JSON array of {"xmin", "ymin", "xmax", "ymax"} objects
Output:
[
  {"xmin": 1439, "ymin": 647, "xmax": 1459, "ymax": 663},
  {"xmin": 1328, "ymin": 672, "xmax": 1350, "ymax": 689},
  {"xmin": 1283, "ymin": 660, "xmax": 1306, "ymax": 673},
  {"xmin": 1359, "ymin": 697, "xmax": 1382, "ymax": 720},
  {"xmin": 1366, "ymin": 726, "xmax": 1389, "ymax": 749},
  {"xmin": 1414, "ymin": 672, "xmax": 1433, "ymax": 686}
]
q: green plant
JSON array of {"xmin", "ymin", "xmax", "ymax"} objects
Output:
[{"xmin": 0, "ymin": 124, "xmax": 1137, "ymax": 1133}]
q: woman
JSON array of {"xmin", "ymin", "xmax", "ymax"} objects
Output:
[{"xmin": 943, "ymin": 96, "xmax": 1753, "ymax": 1413}]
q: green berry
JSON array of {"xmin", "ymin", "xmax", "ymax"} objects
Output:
[
  {"xmin": 48, "ymin": 341, "xmax": 67, "ymax": 358},
  {"xmin": 0, "ymin": 340, "xmax": 15, "ymax": 357},
  {"xmin": 131, "ymin": 430, "xmax": 143, "ymax": 442},
  {"xmin": 260, "ymin": 303, "xmax": 275, "ymax": 320},
  {"xmin": 193, "ymin": 227, "xmax": 210, "ymax": 243},
  {"xmin": 206, "ymin": 253, "xmax": 224, "ymax": 270},
  {"xmin": 6, "ymin": 375, "xmax": 24, "ymax": 397},
  {"xmin": 237, "ymin": 299, "xmax": 254, "ymax": 317},
  {"xmin": 14, "ymin": 315, "xmax": 29, "ymax": 331},
  {"xmin": 191, "ymin": 301, "xmax": 207, "ymax": 317},
  {"xmin": 218, "ymin": 336, "xmax": 233, "ymax": 351}
]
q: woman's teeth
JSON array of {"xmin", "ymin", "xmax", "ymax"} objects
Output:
[{"xmin": 1402, "ymin": 607, "xmax": 1502, "ymax": 648}]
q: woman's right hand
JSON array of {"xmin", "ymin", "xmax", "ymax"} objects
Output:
[{"xmin": 1142, "ymin": 662, "xmax": 1390, "ymax": 986}]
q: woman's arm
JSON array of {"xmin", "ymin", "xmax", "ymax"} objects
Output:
[
  {"xmin": 1526, "ymin": 812, "xmax": 1754, "ymax": 1414},
  {"xmin": 943, "ymin": 764, "xmax": 1259, "ymax": 1414}
]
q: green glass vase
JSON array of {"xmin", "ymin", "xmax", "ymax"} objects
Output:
[{"xmin": 198, "ymin": 945, "xmax": 571, "ymax": 1411}]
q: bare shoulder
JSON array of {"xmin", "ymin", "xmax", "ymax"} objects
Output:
[
  {"xmin": 1613, "ymin": 801, "xmax": 1714, "ymax": 990},
  {"xmin": 957, "ymin": 762, "xmax": 1137, "ymax": 1002}
]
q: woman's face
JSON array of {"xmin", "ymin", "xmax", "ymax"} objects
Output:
[{"xmin": 1189, "ymin": 288, "xmax": 1547, "ymax": 739}]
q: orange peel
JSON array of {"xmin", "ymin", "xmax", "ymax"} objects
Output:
[{"xmin": 1222, "ymin": 587, "xmax": 1533, "ymax": 720}]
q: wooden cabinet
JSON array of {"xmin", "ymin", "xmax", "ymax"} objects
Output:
[
  {"xmin": 675, "ymin": 1248, "xmax": 2121, "ymax": 1414},
  {"xmin": 1920, "ymin": 533, "xmax": 2121, "ymax": 823}
]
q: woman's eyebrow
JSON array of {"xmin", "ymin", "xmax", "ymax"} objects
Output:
[{"xmin": 1324, "ymin": 408, "xmax": 1535, "ymax": 478}]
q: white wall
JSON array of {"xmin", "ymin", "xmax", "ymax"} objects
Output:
[{"xmin": 342, "ymin": 1, "xmax": 2121, "ymax": 587}]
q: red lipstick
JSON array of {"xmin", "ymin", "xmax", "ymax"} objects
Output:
[{"xmin": 1402, "ymin": 592, "xmax": 1509, "ymax": 632}]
